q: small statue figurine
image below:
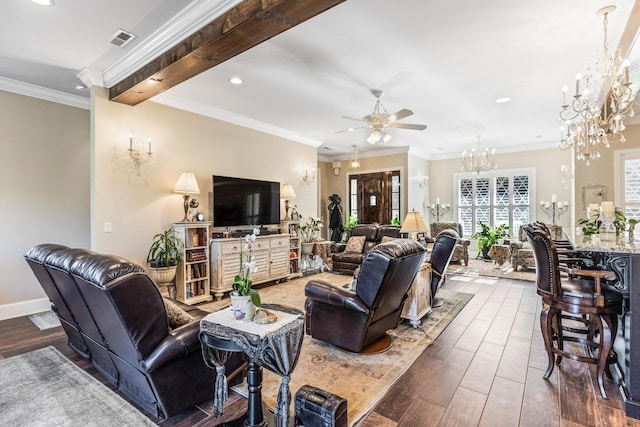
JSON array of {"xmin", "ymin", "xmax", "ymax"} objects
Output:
[{"xmin": 328, "ymin": 194, "xmax": 344, "ymax": 243}]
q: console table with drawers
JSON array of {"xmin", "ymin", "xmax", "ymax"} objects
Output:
[{"xmin": 209, "ymin": 234, "xmax": 291, "ymax": 300}]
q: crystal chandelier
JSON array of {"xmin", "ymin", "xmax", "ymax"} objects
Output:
[
  {"xmin": 461, "ymin": 136, "xmax": 497, "ymax": 174},
  {"xmin": 559, "ymin": 5, "xmax": 637, "ymax": 166}
]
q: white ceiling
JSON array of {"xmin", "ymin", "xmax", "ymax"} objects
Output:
[{"xmin": 1, "ymin": 0, "xmax": 638, "ymax": 161}]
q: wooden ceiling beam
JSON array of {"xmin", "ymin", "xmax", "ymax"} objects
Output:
[{"xmin": 109, "ymin": 0, "xmax": 346, "ymax": 105}]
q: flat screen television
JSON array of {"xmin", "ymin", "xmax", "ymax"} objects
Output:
[{"xmin": 212, "ymin": 175, "xmax": 280, "ymax": 227}]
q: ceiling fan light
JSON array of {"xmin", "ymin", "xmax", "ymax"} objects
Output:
[
  {"xmin": 370, "ymin": 130, "xmax": 382, "ymax": 142},
  {"xmin": 382, "ymin": 132, "xmax": 392, "ymax": 143}
]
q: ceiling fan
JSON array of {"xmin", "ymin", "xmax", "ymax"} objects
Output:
[{"xmin": 338, "ymin": 89, "xmax": 427, "ymax": 144}]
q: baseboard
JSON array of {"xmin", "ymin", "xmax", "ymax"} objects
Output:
[{"xmin": 0, "ymin": 298, "xmax": 51, "ymax": 321}]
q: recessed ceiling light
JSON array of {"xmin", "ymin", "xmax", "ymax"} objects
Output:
[
  {"xmin": 495, "ymin": 97, "xmax": 511, "ymax": 104},
  {"xmin": 75, "ymin": 84, "xmax": 87, "ymax": 90},
  {"xmin": 228, "ymin": 76, "xmax": 243, "ymax": 85},
  {"xmin": 32, "ymin": 0, "xmax": 55, "ymax": 5}
]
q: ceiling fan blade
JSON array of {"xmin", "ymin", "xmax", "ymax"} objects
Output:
[
  {"xmin": 389, "ymin": 122, "xmax": 427, "ymax": 130},
  {"xmin": 335, "ymin": 126, "xmax": 366, "ymax": 134},
  {"xmin": 340, "ymin": 115, "xmax": 365, "ymax": 122},
  {"xmin": 388, "ymin": 109, "xmax": 413, "ymax": 122}
]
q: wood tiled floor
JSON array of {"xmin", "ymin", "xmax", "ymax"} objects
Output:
[
  {"xmin": 2, "ymin": 272, "xmax": 640, "ymax": 426},
  {"xmin": 363, "ymin": 273, "xmax": 640, "ymax": 427}
]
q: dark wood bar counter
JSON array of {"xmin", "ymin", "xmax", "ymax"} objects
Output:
[{"xmin": 575, "ymin": 242, "xmax": 640, "ymax": 419}]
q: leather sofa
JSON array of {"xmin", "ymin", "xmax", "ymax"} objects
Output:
[
  {"xmin": 430, "ymin": 222, "xmax": 471, "ymax": 265},
  {"xmin": 305, "ymin": 239, "xmax": 426, "ymax": 353},
  {"xmin": 25, "ymin": 244, "xmax": 244, "ymax": 419},
  {"xmin": 331, "ymin": 224, "xmax": 401, "ymax": 274}
]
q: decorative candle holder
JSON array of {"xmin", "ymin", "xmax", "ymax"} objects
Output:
[
  {"xmin": 540, "ymin": 198, "xmax": 569, "ymax": 224},
  {"xmin": 426, "ymin": 201, "xmax": 450, "ymax": 222}
]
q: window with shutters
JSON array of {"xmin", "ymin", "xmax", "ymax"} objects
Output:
[{"xmin": 455, "ymin": 169, "xmax": 535, "ymax": 237}]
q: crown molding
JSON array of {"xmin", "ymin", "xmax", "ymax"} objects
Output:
[
  {"xmin": 0, "ymin": 76, "xmax": 90, "ymax": 109},
  {"xmin": 152, "ymin": 92, "xmax": 322, "ymax": 147},
  {"xmin": 101, "ymin": 0, "xmax": 242, "ymax": 87}
]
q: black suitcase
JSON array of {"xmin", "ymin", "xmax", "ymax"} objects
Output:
[{"xmin": 294, "ymin": 384, "xmax": 347, "ymax": 427}]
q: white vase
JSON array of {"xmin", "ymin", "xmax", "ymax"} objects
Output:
[
  {"xmin": 301, "ymin": 242, "xmax": 314, "ymax": 255},
  {"xmin": 230, "ymin": 293, "xmax": 255, "ymax": 321}
]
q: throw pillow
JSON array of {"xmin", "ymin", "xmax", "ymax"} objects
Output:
[
  {"xmin": 345, "ymin": 235, "xmax": 366, "ymax": 253},
  {"xmin": 163, "ymin": 298, "xmax": 195, "ymax": 329}
]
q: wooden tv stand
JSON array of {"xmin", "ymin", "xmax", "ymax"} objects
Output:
[{"xmin": 209, "ymin": 234, "xmax": 290, "ymax": 300}]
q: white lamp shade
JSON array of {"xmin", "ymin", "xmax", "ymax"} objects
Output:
[
  {"xmin": 173, "ymin": 171, "xmax": 200, "ymax": 194},
  {"xmin": 400, "ymin": 210, "xmax": 428, "ymax": 233},
  {"xmin": 280, "ymin": 183, "xmax": 296, "ymax": 200}
]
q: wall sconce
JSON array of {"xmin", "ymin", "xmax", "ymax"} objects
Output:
[
  {"xmin": 418, "ymin": 175, "xmax": 429, "ymax": 187},
  {"xmin": 173, "ymin": 171, "xmax": 200, "ymax": 222},
  {"xmin": 128, "ymin": 132, "xmax": 153, "ymax": 175},
  {"xmin": 332, "ymin": 161, "xmax": 342, "ymax": 176},
  {"xmin": 302, "ymin": 167, "xmax": 316, "ymax": 183}
]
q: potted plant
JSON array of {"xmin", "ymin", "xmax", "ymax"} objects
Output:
[
  {"xmin": 146, "ymin": 228, "xmax": 183, "ymax": 284},
  {"xmin": 472, "ymin": 222, "xmax": 510, "ymax": 260},
  {"xmin": 231, "ymin": 228, "xmax": 262, "ymax": 321},
  {"xmin": 578, "ymin": 207, "xmax": 627, "ymax": 241},
  {"xmin": 299, "ymin": 216, "xmax": 323, "ymax": 255},
  {"xmin": 341, "ymin": 214, "xmax": 359, "ymax": 243}
]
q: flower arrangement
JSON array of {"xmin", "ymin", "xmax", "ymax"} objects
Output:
[
  {"xmin": 232, "ymin": 228, "xmax": 261, "ymax": 307},
  {"xmin": 299, "ymin": 216, "xmax": 323, "ymax": 243}
]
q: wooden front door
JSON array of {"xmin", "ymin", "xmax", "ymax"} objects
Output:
[{"xmin": 349, "ymin": 171, "xmax": 400, "ymax": 224}]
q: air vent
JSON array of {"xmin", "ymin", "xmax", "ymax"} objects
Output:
[{"xmin": 110, "ymin": 29, "xmax": 136, "ymax": 48}]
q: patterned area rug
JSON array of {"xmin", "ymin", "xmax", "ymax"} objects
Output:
[
  {"xmin": 447, "ymin": 257, "xmax": 536, "ymax": 282},
  {"xmin": 0, "ymin": 346, "xmax": 156, "ymax": 426},
  {"xmin": 27, "ymin": 310, "xmax": 62, "ymax": 330},
  {"xmin": 199, "ymin": 272, "xmax": 473, "ymax": 425}
]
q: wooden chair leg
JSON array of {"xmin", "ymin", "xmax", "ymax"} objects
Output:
[
  {"xmin": 594, "ymin": 315, "xmax": 611, "ymax": 399},
  {"xmin": 540, "ymin": 304, "xmax": 556, "ymax": 379},
  {"xmin": 554, "ymin": 309, "xmax": 564, "ymax": 366},
  {"xmin": 605, "ymin": 314, "xmax": 618, "ymax": 381}
]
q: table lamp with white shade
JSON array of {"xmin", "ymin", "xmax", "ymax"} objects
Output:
[
  {"xmin": 400, "ymin": 209, "xmax": 428, "ymax": 238},
  {"xmin": 173, "ymin": 171, "xmax": 200, "ymax": 222},
  {"xmin": 281, "ymin": 183, "xmax": 297, "ymax": 220}
]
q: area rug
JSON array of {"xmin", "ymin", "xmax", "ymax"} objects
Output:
[
  {"xmin": 200, "ymin": 272, "xmax": 473, "ymax": 425},
  {"xmin": 447, "ymin": 257, "xmax": 536, "ymax": 282},
  {"xmin": 0, "ymin": 346, "xmax": 156, "ymax": 426},
  {"xmin": 27, "ymin": 310, "xmax": 62, "ymax": 330}
]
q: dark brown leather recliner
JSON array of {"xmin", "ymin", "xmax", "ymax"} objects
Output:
[
  {"xmin": 305, "ymin": 239, "xmax": 425, "ymax": 353},
  {"xmin": 25, "ymin": 244, "xmax": 244, "ymax": 419},
  {"xmin": 331, "ymin": 224, "xmax": 401, "ymax": 275}
]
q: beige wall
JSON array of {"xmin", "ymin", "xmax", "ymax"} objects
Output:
[
  {"xmin": 429, "ymin": 147, "xmax": 574, "ymax": 236},
  {"xmin": 93, "ymin": 87, "xmax": 318, "ymax": 266},
  {"xmin": 574, "ymin": 122, "xmax": 640, "ymax": 227},
  {"xmin": 320, "ymin": 152, "xmax": 410, "ymax": 230},
  {"xmin": 0, "ymin": 90, "xmax": 90, "ymax": 316}
]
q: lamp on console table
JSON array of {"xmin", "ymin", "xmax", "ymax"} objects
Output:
[
  {"xmin": 281, "ymin": 183, "xmax": 296, "ymax": 221},
  {"xmin": 400, "ymin": 209, "xmax": 428, "ymax": 240},
  {"xmin": 173, "ymin": 171, "xmax": 200, "ymax": 222}
]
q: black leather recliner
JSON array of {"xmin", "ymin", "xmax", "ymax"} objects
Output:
[
  {"xmin": 304, "ymin": 239, "xmax": 425, "ymax": 353},
  {"xmin": 25, "ymin": 244, "xmax": 244, "ymax": 419},
  {"xmin": 428, "ymin": 229, "xmax": 459, "ymax": 308}
]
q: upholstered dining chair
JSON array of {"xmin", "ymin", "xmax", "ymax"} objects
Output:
[
  {"xmin": 428, "ymin": 229, "xmax": 458, "ymax": 308},
  {"xmin": 524, "ymin": 224, "xmax": 622, "ymax": 398}
]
